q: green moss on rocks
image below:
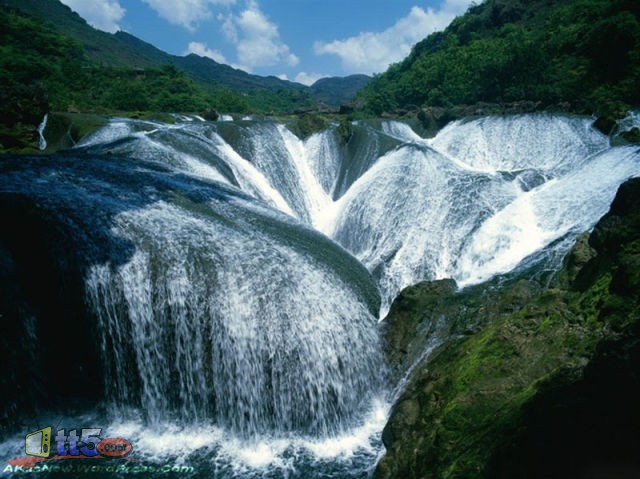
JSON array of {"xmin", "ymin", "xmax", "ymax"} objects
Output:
[
  {"xmin": 621, "ymin": 127, "xmax": 640, "ymax": 143},
  {"xmin": 336, "ymin": 118, "xmax": 353, "ymax": 144},
  {"xmin": 288, "ymin": 113, "xmax": 329, "ymax": 139},
  {"xmin": 43, "ymin": 112, "xmax": 107, "ymax": 152},
  {"xmin": 376, "ymin": 178, "xmax": 640, "ymax": 479},
  {"xmin": 382, "ymin": 278, "xmax": 538, "ymax": 382}
]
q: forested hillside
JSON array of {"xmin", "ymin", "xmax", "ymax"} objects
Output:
[
  {"xmin": 360, "ymin": 0, "xmax": 640, "ymax": 123},
  {"xmin": 0, "ymin": 0, "xmax": 376, "ymax": 152},
  {"xmin": 0, "ymin": 0, "xmax": 308, "ymax": 97},
  {"xmin": 0, "ymin": 6, "xmax": 250, "ymax": 150}
]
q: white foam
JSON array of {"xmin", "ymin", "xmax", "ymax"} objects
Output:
[
  {"xmin": 87, "ymin": 197, "xmax": 383, "ymax": 435},
  {"xmin": 381, "ymin": 121, "xmax": 423, "ymax": 143},
  {"xmin": 73, "ymin": 114, "xmax": 640, "ymax": 320},
  {"xmin": 455, "ymin": 146, "xmax": 640, "ymax": 286},
  {"xmin": 104, "ymin": 397, "xmax": 389, "ymax": 469},
  {"xmin": 431, "ymin": 114, "xmax": 608, "ymax": 174}
]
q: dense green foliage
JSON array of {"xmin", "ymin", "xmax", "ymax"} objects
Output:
[
  {"xmin": 1, "ymin": 0, "xmax": 310, "ymax": 96},
  {"xmin": 1, "ymin": 0, "xmax": 156, "ymax": 67},
  {"xmin": 0, "ymin": 0, "xmax": 372, "ymax": 151},
  {"xmin": 0, "ymin": 0, "xmax": 322, "ymax": 109},
  {"xmin": 287, "ymin": 114, "xmax": 330, "ymax": 139},
  {"xmin": 0, "ymin": 5, "xmax": 313, "ymax": 151},
  {"xmin": 360, "ymin": 0, "xmax": 640, "ymax": 119},
  {"xmin": 0, "ymin": 7, "xmax": 79, "ymax": 150},
  {"xmin": 69, "ymin": 65, "xmax": 241, "ymax": 113},
  {"xmin": 377, "ymin": 179, "xmax": 640, "ymax": 479},
  {"xmin": 0, "ymin": 7, "xmax": 247, "ymax": 150}
]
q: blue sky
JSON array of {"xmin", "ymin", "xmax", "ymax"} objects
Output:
[{"xmin": 59, "ymin": 0, "xmax": 475, "ymax": 85}]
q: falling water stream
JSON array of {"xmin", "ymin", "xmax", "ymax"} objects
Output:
[{"xmin": 1, "ymin": 113, "xmax": 639, "ymax": 477}]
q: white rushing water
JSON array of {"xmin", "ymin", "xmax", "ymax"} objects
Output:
[
  {"xmin": 2, "ymin": 112, "xmax": 639, "ymax": 478},
  {"xmin": 86, "ymin": 198, "xmax": 381, "ymax": 436},
  {"xmin": 0, "ymin": 153, "xmax": 386, "ymax": 478},
  {"xmin": 79, "ymin": 114, "xmax": 640, "ymax": 317}
]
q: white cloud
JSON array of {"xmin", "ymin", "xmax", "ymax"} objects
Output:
[
  {"xmin": 314, "ymin": 0, "xmax": 475, "ymax": 74},
  {"xmin": 294, "ymin": 72, "xmax": 325, "ymax": 86},
  {"xmin": 276, "ymin": 73, "xmax": 289, "ymax": 81},
  {"xmin": 142, "ymin": 0, "xmax": 236, "ymax": 31},
  {"xmin": 221, "ymin": 14, "xmax": 238, "ymax": 42},
  {"xmin": 60, "ymin": 0, "xmax": 125, "ymax": 33},
  {"xmin": 223, "ymin": 1, "xmax": 298, "ymax": 71},
  {"xmin": 185, "ymin": 41, "xmax": 227, "ymax": 64}
]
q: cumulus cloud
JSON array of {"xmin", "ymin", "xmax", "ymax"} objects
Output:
[
  {"xmin": 294, "ymin": 72, "xmax": 325, "ymax": 86},
  {"xmin": 314, "ymin": 0, "xmax": 475, "ymax": 74},
  {"xmin": 60, "ymin": 0, "xmax": 125, "ymax": 33},
  {"xmin": 185, "ymin": 41, "xmax": 227, "ymax": 64},
  {"xmin": 223, "ymin": 1, "xmax": 298, "ymax": 71},
  {"xmin": 142, "ymin": 0, "xmax": 236, "ymax": 31}
]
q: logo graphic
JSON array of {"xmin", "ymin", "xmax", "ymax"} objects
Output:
[
  {"xmin": 6, "ymin": 427, "xmax": 193, "ymax": 474},
  {"xmin": 24, "ymin": 428, "xmax": 131, "ymax": 459},
  {"xmin": 24, "ymin": 427, "xmax": 51, "ymax": 458}
]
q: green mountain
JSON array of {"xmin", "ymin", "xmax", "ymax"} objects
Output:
[
  {"xmin": 112, "ymin": 30, "xmax": 310, "ymax": 95},
  {"xmin": 0, "ymin": 0, "xmax": 307, "ymax": 95},
  {"xmin": 0, "ymin": 0, "xmax": 376, "ymax": 152},
  {"xmin": 1, "ymin": 0, "xmax": 156, "ymax": 68},
  {"xmin": 360, "ymin": 0, "xmax": 640, "ymax": 124},
  {"xmin": 0, "ymin": 0, "xmax": 371, "ymax": 104},
  {"xmin": 310, "ymin": 75, "xmax": 372, "ymax": 106}
]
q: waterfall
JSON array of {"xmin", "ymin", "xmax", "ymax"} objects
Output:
[
  {"xmin": 329, "ymin": 115, "xmax": 640, "ymax": 315},
  {"xmin": 36, "ymin": 113, "xmax": 48, "ymax": 151},
  {"xmin": 0, "ymin": 155, "xmax": 382, "ymax": 439},
  {"xmin": 86, "ymin": 198, "xmax": 381, "ymax": 435},
  {"xmin": 430, "ymin": 115, "xmax": 607, "ymax": 174},
  {"xmin": 2, "ymin": 112, "xmax": 639, "ymax": 476},
  {"xmin": 76, "ymin": 114, "xmax": 640, "ymax": 317}
]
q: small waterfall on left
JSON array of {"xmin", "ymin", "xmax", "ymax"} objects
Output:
[{"xmin": 36, "ymin": 114, "xmax": 47, "ymax": 151}]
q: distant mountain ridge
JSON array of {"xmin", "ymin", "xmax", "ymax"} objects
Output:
[
  {"xmin": 1, "ymin": 0, "xmax": 156, "ymax": 68},
  {"xmin": 310, "ymin": 75, "xmax": 372, "ymax": 106},
  {"xmin": 113, "ymin": 30, "xmax": 311, "ymax": 95},
  {"xmin": 0, "ymin": 0, "xmax": 306, "ymax": 94},
  {"xmin": 1, "ymin": 0, "xmax": 371, "ymax": 105}
]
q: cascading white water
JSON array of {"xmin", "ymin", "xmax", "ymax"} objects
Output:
[
  {"xmin": 454, "ymin": 146, "xmax": 640, "ymax": 285},
  {"xmin": 430, "ymin": 115, "xmax": 607, "ymax": 174},
  {"xmin": 79, "ymin": 114, "xmax": 640, "ymax": 318},
  {"xmin": 86, "ymin": 197, "xmax": 381, "ymax": 436},
  {"xmin": 304, "ymin": 128, "xmax": 342, "ymax": 195},
  {"xmin": 330, "ymin": 115, "xmax": 640, "ymax": 315},
  {"xmin": 612, "ymin": 110, "xmax": 640, "ymax": 138},
  {"xmin": 0, "ymin": 153, "xmax": 386, "ymax": 476},
  {"xmin": 2, "ymin": 112, "xmax": 640, "ymax": 478},
  {"xmin": 329, "ymin": 143, "xmax": 520, "ymax": 315}
]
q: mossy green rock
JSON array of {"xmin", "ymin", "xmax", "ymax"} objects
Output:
[
  {"xmin": 288, "ymin": 113, "xmax": 329, "ymax": 139},
  {"xmin": 43, "ymin": 112, "xmax": 107, "ymax": 152},
  {"xmin": 376, "ymin": 178, "xmax": 640, "ymax": 479},
  {"xmin": 621, "ymin": 127, "xmax": 640, "ymax": 144},
  {"xmin": 382, "ymin": 278, "xmax": 538, "ymax": 383}
]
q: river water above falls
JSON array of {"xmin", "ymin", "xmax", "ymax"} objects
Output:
[{"xmin": 0, "ymin": 113, "xmax": 639, "ymax": 478}]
